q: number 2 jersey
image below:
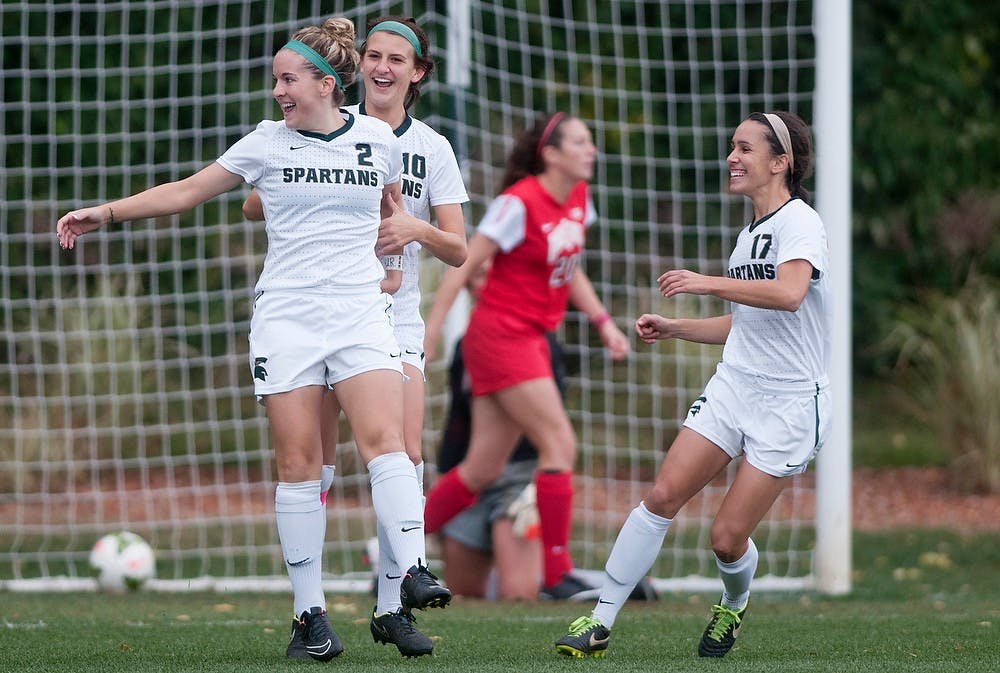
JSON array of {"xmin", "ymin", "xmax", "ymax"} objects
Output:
[
  {"xmin": 723, "ymin": 197, "xmax": 832, "ymax": 382},
  {"xmin": 217, "ymin": 114, "xmax": 402, "ymax": 293},
  {"xmin": 474, "ymin": 175, "xmax": 596, "ymax": 333},
  {"xmin": 345, "ymin": 103, "xmax": 469, "ymax": 338}
]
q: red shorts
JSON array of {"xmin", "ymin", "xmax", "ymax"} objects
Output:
[{"xmin": 462, "ymin": 308, "xmax": 552, "ymax": 396}]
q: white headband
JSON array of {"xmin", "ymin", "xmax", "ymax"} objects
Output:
[{"xmin": 763, "ymin": 113, "xmax": 794, "ymax": 174}]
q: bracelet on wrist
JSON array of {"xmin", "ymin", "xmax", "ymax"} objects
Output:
[
  {"xmin": 589, "ymin": 311, "xmax": 612, "ymax": 328},
  {"xmin": 380, "ymin": 254, "xmax": 404, "ymax": 271}
]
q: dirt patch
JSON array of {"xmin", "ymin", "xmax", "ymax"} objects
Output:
[
  {"xmin": 3, "ymin": 467, "xmax": 996, "ymax": 532},
  {"xmin": 852, "ymin": 466, "xmax": 999, "ymax": 533}
]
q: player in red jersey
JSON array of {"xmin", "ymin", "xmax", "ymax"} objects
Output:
[{"xmin": 422, "ymin": 112, "xmax": 629, "ymax": 598}]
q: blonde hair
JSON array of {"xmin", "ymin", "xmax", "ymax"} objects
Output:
[{"xmin": 289, "ymin": 17, "xmax": 359, "ymax": 105}]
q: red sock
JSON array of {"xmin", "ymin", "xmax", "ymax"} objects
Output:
[
  {"xmin": 423, "ymin": 469, "xmax": 477, "ymax": 534},
  {"xmin": 535, "ymin": 470, "xmax": 574, "ymax": 587}
]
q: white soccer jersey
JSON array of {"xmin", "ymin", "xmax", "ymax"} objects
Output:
[
  {"xmin": 722, "ymin": 198, "xmax": 832, "ymax": 382},
  {"xmin": 217, "ymin": 114, "xmax": 402, "ymax": 293},
  {"xmin": 347, "ymin": 103, "xmax": 469, "ymax": 343}
]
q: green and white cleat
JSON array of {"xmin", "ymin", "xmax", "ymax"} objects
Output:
[
  {"xmin": 555, "ymin": 615, "xmax": 610, "ymax": 659},
  {"xmin": 698, "ymin": 599, "xmax": 747, "ymax": 657}
]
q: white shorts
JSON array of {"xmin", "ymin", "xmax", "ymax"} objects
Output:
[
  {"xmin": 683, "ymin": 362, "xmax": 831, "ymax": 478},
  {"xmin": 393, "ymin": 318, "xmax": 426, "ymax": 375},
  {"xmin": 248, "ymin": 288, "xmax": 403, "ymax": 399}
]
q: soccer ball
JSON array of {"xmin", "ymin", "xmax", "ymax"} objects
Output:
[{"xmin": 89, "ymin": 531, "xmax": 155, "ymax": 592}]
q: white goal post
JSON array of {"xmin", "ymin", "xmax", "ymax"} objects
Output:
[{"xmin": 0, "ymin": 0, "xmax": 850, "ymax": 595}]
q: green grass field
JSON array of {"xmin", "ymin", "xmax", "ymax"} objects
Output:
[{"xmin": 2, "ymin": 530, "xmax": 997, "ymax": 673}]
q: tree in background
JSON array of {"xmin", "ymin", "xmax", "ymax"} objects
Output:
[{"xmin": 852, "ymin": 0, "xmax": 1000, "ymax": 373}]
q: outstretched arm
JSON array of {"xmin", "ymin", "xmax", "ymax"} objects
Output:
[{"xmin": 57, "ymin": 162, "xmax": 243, "ymax": 249}]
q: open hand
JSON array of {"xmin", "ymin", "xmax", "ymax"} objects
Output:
[
  {"xmin": 56, "ymin": 207, "xmax": 108, "ymax": 249},
  {"xmin": 657, "ymin": 269, "xmax": 713, "ymax": 298}
]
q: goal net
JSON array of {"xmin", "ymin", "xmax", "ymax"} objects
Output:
[{"xmin": 1, "ymin": 0, "xmax": 847, "ymax": 594}]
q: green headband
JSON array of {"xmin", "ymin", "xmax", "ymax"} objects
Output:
[
  {"xmin": 367, "ymin": 20, "xmax": 423, "ymax": 57},
  {"xmin": 282, "ymin": 40, "xmax": 344, "ymax": 89}
]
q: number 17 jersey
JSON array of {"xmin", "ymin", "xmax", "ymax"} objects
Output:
[{"xmin": 723, "ymin": 197, "xmax": 831, "ymax": 382}]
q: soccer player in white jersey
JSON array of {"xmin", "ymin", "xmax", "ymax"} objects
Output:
[
  {"xmin": 556, "ymin": 111, "xmax": 832, "ymax": 660},
  {"xmin": 351, "ymin": 17, "xmax": 469, "ymax": 656},
  {"xmin": 56, "ymin": 17, "xmax": 449, "ymax": 662},
  {"xmin": 243, "ymin": 16, "xmax": 468, "ymax": 657}
]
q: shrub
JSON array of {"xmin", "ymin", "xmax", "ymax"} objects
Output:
[{"xmin": 887, "ymin": 277, "xmax": 1000, "ymax": 493}]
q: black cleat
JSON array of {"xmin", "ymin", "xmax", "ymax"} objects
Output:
[
  {"xmin": 285, "ymin": 617, "xmax": 311, "ymax": 660},
  {"xmin": 555, "ymin": 615, "xmax": 611, "ymax": 658},
  {"xmin": 295, "ymin": 606, "xmax": 344, "ymax": 661},
  {"xmin": 370, "ymin": 607, "xmax": 434, "ymax": 657},
  {"xmin": 400, "ymin": 559, "xmax": 451, "ymax": 611},
  {"xmin": 697, "ymin": 599, "xmax": 747, "ymax": 657},
  {"xmin": 539, "ymin": 572, "xmax": 599, "ymax": 601}
]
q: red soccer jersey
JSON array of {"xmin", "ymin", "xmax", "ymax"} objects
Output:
[{"xmin": 474, "ymin": 175, "xmax": 594, "ymax": 332}]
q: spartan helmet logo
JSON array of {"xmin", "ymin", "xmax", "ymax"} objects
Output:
[{"xmin": 253, "ymin": 357, "xmax": 268, "ymax": 382}]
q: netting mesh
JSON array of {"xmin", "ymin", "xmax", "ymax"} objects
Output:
[{"xmin": 2, "ymin": 0, "xmax": 821, "ymax": 590}]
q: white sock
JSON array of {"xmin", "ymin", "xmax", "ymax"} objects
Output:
[
  {"xmin": 320, "ymin": 465, "xmax": 336, "ymax": 499},
  {"xmin": 716, "ymin": 538, "xmax": 757, "ymax": 610},
  {"xmin": 375, "ymin": 519, "xmax": 402, "ymax": 615},
  {"xmin": 319, "ymin": 465, "xmax": 337, "ymax": 505},
  {"xmin": 275, "ymin": 480, "xmax": 325, "ymax": 617},
  {"xmin": 413, "ymin": 461, "xmax": 425, "ymax": 498},
  {"xmin": 593, "ymin": 502, "xmax": 671, "ymax": 628},
  {"xmin": 368, "ymin": 452, "xmax": 425, "ymax": 576}
]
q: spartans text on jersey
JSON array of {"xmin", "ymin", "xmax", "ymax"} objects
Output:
[
  {"xmin": 281, "ymin": 167, "xmax": 380, "ymax": 186},
  {"xmin": 728, "ymin": 262, "xmax": 776, "ymax": 280}
]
